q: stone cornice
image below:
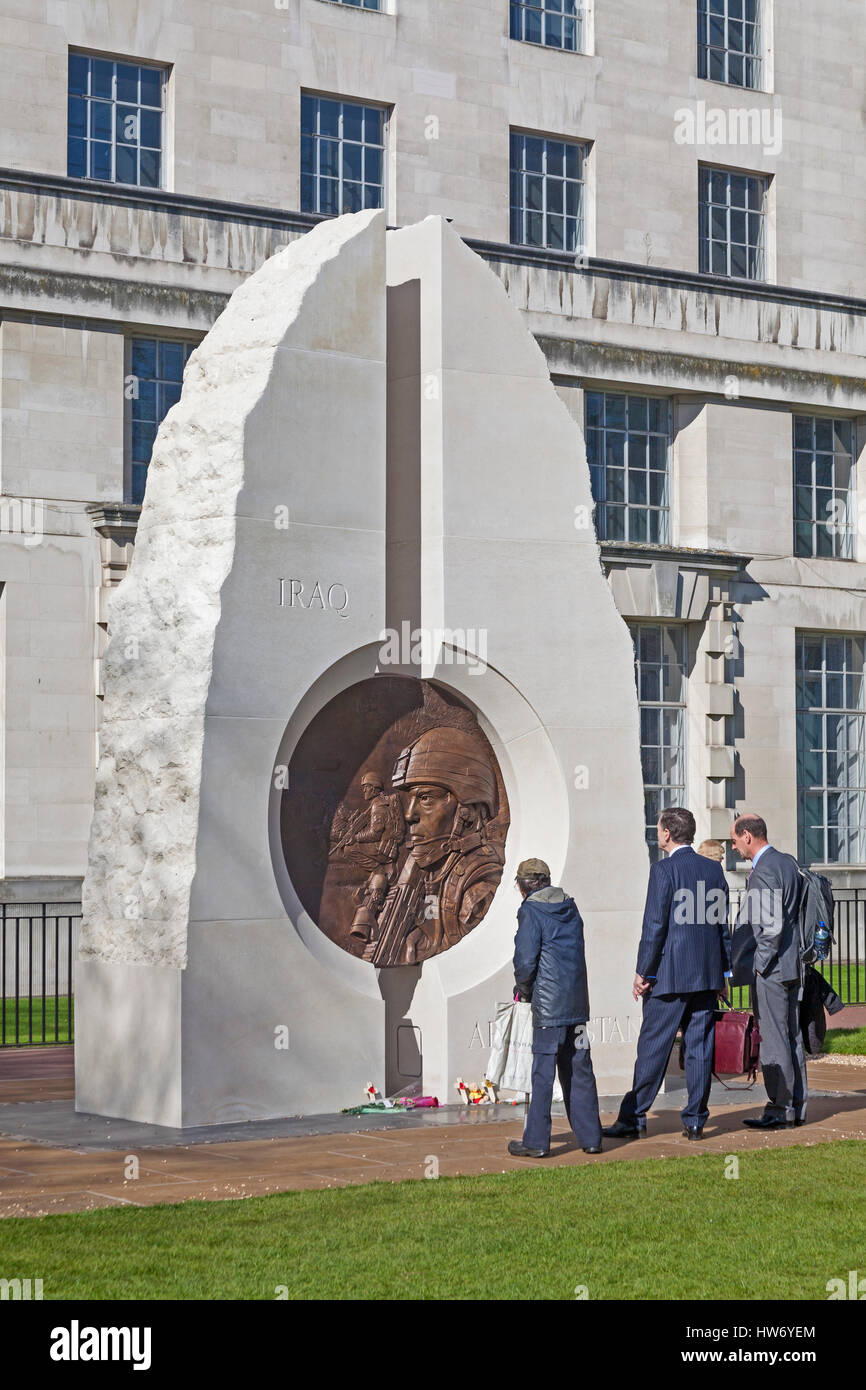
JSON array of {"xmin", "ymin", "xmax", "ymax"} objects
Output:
[
  {"xmin": 87, "ymin": 503, "xmax": 141, "ymax": 543},
  {"xmin": 544, "ymin": 336, "xmax": 866, "ymax": 407},
  {"xmin": 467, "ymin": 238, "xmax": 866, "ymax": 318},
  {"xmin": 0, "ymin": 262, "xmax": 229, "ymax": 326},
  {"xmin": 3, "ymin": 168, "xmax": 866, "ymax": 319},
  {"xmin": 0, "ymin": 168, "xmax": 323, "ymax": 233},
  {"xmin": 600, "ymin": 542, "xmax": 752, "ymax": 575}
]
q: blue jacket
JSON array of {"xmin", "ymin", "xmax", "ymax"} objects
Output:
[
  {"xmin": 636, "ymin": 845, "xmax": 731, "ymax": 995},
  {"xmin": 513, "ymin": 887, "xmax": 590, "ymax": 1027}
]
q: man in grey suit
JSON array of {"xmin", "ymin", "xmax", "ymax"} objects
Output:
[{"xmin": 731, "ymin": 813, "xmax": 807, "ymax": 1130}]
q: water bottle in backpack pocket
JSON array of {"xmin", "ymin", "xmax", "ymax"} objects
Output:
[
  {"xmin": 797, "ymin": 867, "xmax": 835, "ymax": 966},
  {"xmin": 812, "ymin": 921, "xmax": 831, "ymax": 963}
]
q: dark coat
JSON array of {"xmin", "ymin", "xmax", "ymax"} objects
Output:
[
  {"xmin": 731, "ymin": 845, "xmax": 802, "ymax": 986},
  {"xmin": 800, "ymin": 965, "xmax": 844, "ymax": 1058},
  {"xmin": 513, "ymin": 887, "xmax": 590, "ymax": 1027},
  {"xmin": 636, "ymin": 845, "xmax": 731, "ymax": 994}
]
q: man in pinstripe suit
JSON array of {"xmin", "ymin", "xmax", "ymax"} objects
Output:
[{"xmin": 602, "ymin": 807, "xmax": 732, "ymax": 1141}]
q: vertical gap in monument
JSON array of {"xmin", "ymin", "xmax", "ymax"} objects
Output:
[
  {"xmin": 382, "ymin": 279, "xmax": 423, "ymax": 1096},
  {"xmin": 385, "ymin": 279, "xmax": 422, "ymax": 652}
]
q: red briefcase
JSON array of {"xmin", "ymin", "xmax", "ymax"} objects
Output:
[
  {"xmin": 712, "ymin": 998, "xmax": 761, "ymax": 1085},
  {"xmin": 678, "ymin": 998, "xmax": 761, "ymax": 1086}
]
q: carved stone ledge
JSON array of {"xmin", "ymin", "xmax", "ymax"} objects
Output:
[
  {"xmin": 87, "ymin": 506, "xmax": 140, "ymax": 671},
  {"xmin": 87, "ymin": 504, "xmax": 141, "ymax": 545},
  {"xmin": 600, "ymin": 542, "xmax": 751, "ymax": 574}
]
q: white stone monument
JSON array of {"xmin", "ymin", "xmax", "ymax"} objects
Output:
[{"xmin": 76, "ymin": 210, "xmax": 648, "ymax": 1127}]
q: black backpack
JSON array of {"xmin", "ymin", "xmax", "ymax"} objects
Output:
[{"xmin": 797, "ymin": 867, "xmax": 835, "ymax": 966}]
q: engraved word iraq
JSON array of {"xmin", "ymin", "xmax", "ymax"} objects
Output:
[{"xmin": 278, "ymin": 578, "xmax": 349, "ymax": 617}]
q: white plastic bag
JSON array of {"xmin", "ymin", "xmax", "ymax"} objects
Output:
[
  {"xmin": 500, "ymin": 1001, "xmax": 535, "ymax": 1092},
  {"xmin": 486, "ymin": 1000, "xmax": 514, "ymax": 1086},
  {"xmin": 487, "ymin": 1001, "xmax": 563, "ymax": 1101}
]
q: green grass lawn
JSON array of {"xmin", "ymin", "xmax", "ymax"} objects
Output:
[
  {"xmin": 823, "ymin": 1026, "xmax": 866, "ymax": 1055},
  {"xmin": 1, "ymin": 996, "xmax": 73, "ymax": 1046},
  {"xmin": 0, "ymin": 1141, "xmax": 862, "ymax": 1300}
]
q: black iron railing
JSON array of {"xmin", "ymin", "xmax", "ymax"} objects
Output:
[
  {"xmin": 0, "ymin": 888, "xmax": 861, "ymax": 1048},
  {"xmin": 0, "ymin": 902, "xmax": 79, "ymax": 1046},
  {"xmin": 818, "ymin": 889, "xmax": 865, "ymax": 1004}
]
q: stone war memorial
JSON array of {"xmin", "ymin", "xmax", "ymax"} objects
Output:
[{"xmin": 76, "ymin": 210, "xmax": 649, "ymax": 1128}]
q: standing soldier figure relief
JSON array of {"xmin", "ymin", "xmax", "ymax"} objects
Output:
[{"xmin": 329, "ymin": 770, "xmax": 405, "ymax": 942}]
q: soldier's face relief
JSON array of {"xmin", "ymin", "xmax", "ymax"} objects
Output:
[
  {"xmin": 283, "ymin": 677, "xmax": 508, "ymax": 964},
  {"xmin": 404, "ymin": 783, "xmax": 457, "ymax": 866}
]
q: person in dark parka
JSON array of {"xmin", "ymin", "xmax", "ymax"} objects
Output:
[
  {"xmin": 800, "ymin": 965, "xmax": 843, "ymax": 1058},
  {"xmin": 507, "ymin": 858, "xmax": 603, "ymax": 1159}
]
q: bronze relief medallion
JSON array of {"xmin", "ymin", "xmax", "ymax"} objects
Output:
[{"xmin": 280, "ymin": 678, "xmax": 509, "ymax": 967}]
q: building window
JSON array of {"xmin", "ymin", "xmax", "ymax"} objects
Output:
[
  {"xmin": 699, "ymin": 166, "xmax": 767, "ymax": 280},
  {"xmin": 631, "ymin": 624, "xmax": 689, "ymax": 861},
  {"xmin": 585, "ymin": 392, "xmax": 671, "ymax": 544},
  {"xmin": 300, "ymin": 95, "xmax": 386, "ymax": 216},
  {"xmin": 797, "ymin": 633, "xmax": 866, "ymax": 864},
  {"xmin": 697, "ymin": 0, "xmax": 762, "ymax": 89},
  {"xmin": 129, "ymin": 339, "xmax": 195, "ymax": 504},
  {"xmin": 510, "ymin": 131, "xmax": 586, "ymax": 253},
  {"xmin": 327, "ymin": 0, "xmax": 382, "ymax": 7},
  {"xmin": 510, "ymin": 1, "xmax": 583, "ymax": 52},
  {"xmin": 67, "ymin": 53, "xmax": 165, "ymax": 188},
  {"xmin": 794, "ymin": 416, "xmax": 856, "ymax": 561}
]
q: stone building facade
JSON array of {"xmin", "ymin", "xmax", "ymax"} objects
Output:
[{"xmin": 1, "ymin": 0, "xmax": 866, "ymax": 906}]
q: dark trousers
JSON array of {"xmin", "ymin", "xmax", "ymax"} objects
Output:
[
  {"xmin": 618, "ymin": 990, "xmax": 716, "ymax": 1129},
  {"xmin": 754, "ymin": 973, "xmax": 807, "ymax": 1122},
  {"xmin": 523, "ymin": 1023, "xmax": 602, "ymax": 1152}
]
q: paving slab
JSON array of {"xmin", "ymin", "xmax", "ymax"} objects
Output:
[
  {"xmin": 0, "ymin": 1063, "xmax": 863, "ymax": 1152},
  {"xmin": 826, "ymin": 1005, "xmax": 866, "ymax": 1029},
  {"xmin": 0, "ymin": 1065, "xmax": 862, "ymax": 1220},
  {"xmin": 0, "ymin": 1098, "xmax": 526, "ymax": 1151},
  {"xmin": 0, "ymin": 1045, "xmax": 75, "ymax": 1103},
  {"xmin": 0, "ymin": 1045, "xmax": 74, "ymax": 1077}
]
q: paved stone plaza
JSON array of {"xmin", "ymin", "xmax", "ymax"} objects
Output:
[{"xmin": 0, "ymin": 1047, "xmax": 863, "ymax": 1219}]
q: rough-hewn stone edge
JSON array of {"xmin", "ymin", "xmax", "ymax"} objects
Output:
[{"xmin": 80, "ymin": 212, "xmax": 383, "ymax": 970}]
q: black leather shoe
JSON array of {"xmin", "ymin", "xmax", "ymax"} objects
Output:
[
  {"xmin": 583, "ymin": 1145, "xmax": 603, "ymax": 1154},
  {"xmin": 742, "ymin": 1115, "xmax": 793, "ymax": 1130},
  {"xmin": 682, "ymin": 1126, "xmax": 704, "ymax": 1140},
  {"xmin": 601, "ymin": 1120, "xmax": 645, "ymax": 1139},
  {"xmin": 794, "ymin": 1117, "xmax": 806, "ymax": 1127},
  {"xmin": 507, "ymin": 1140, "xmax": 548, "ymax": 1158}
]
